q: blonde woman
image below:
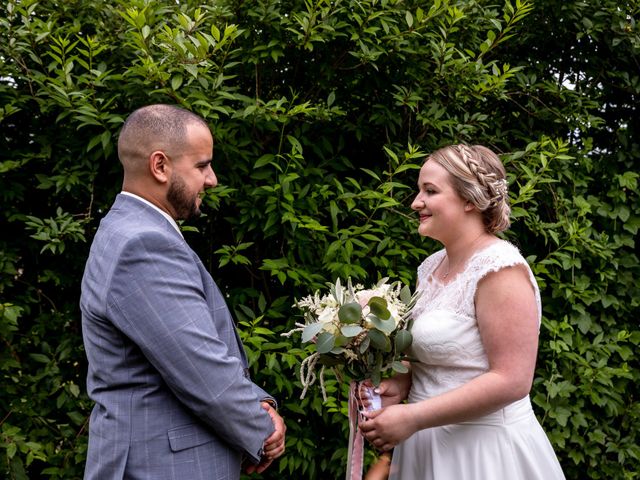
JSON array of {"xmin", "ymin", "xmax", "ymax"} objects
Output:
[{"xmin": 360, "ymin": 145, "xmax": 564, "ymax": 479}]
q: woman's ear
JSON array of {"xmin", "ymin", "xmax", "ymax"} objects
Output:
[
  {"xmin": 149, "ymin": 151, "xmax": 170, "ymax": 183},
  {"xmin": 464, "ymin": 201, "xmax": 475, "ymax": 212}
]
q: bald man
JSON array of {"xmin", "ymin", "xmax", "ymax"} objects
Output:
[{"xmin": 80, "ymin": 104, "xmax": 285, "ymax": 480}]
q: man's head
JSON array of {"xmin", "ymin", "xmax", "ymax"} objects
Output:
[{"xmin": 118, "ymin": 104, "xmax": 217, "ymax": 220}]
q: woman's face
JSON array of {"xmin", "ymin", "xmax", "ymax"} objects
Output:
[{"xmin": 411, "ymin": 160, "xmax": 469, "ymax": 241}]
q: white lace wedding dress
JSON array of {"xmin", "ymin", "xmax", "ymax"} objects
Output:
[{"xmin": 389, "ymin": 240, "xmax": 565, "ymax": 479}]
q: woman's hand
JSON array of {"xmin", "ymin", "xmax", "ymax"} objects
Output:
[
  {"xmin": 360, "ymin": 368, "xmax": 412, "ymax": 409},
  {"xmin": 359, "ymin": 403, "xmax": 419, "ymax": 452}
]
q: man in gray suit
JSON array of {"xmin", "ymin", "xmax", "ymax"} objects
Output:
[{"xmin": 80, "ymin": 104, "xmax": 285, "ymax": 479}]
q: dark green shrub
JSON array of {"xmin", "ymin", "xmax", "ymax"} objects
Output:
[{"xmin": 1, "ymin": 0, "xmax": 637, "ymax": 478}]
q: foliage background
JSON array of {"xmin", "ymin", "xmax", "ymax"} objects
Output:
[{"xmin": 1, "ymin": 0, "xmax": 638, "ymax": 478}]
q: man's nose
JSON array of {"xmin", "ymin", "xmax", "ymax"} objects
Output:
[{"xmin": 206, "ymin": 166, "xmax": 218, "ymax": 187}]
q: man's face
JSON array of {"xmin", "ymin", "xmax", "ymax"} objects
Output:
[
  {"xmin": 167, "ymin": 172, "xmax": 200, "ymax": 220},
  {"xmin": 167, "ymin": 124, "xmax": 216, "ymax": 221}
]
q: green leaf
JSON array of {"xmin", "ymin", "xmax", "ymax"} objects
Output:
[
  {"xmin": 391, "ymin": 361, "xmax": 408, "ymax": 373},
  {"xmin": 369, "ymin": 315, "xmax": 396, "ymax": 334},
  {"xmin": 171, "ymin": 74, "xmax": 183, "ymax": 90},
  {"xmin": 368, "ymin": 297, "xmax": 390, "ymax": 319},
  {"xmin": 370, "ymin": 370, "xmax": 382, "ymax": 386},
  {"xmin": 29, "ymin": 354, "xmax": 50, "ymax": 363},
  {"xmin": 399, "ymin": 285, "xmax": 412, "ymax": 304},
  {"xmin": 394, "ymin": 329, "xmax": 412, "ymax": 352},
  {"xmin": 67, "ymin": 411, "xmax": 85, "ymax": 425},
  {"xmin": 368, "ymin": 329, "xmax": 390, "ymax": 352},
  {"xmin": 315, "ymin": 332, "xmax": 336, "ymax": 354},
  {"xmin": 405, "ymin": 11, "xmax": 414, "ymax": 28},
  {"xmin": 341, "ymin": 325, "xmax": 363, "ymax": 337},
  {"xmin": 327, "ymin": 91, "xmax": 335, "ymax": 107},
  {"xmin": 338, "ymin": 302, "xmax": 362, "ymax": 324},
  {"xmin": 359, "ymin": 335, "xmax": 371, "ymax": 354},
  {"xmin": 254, "ymin": 154, "xmax": 275, "ymax": 169},
  {"xmin": 68, "ymin": 383, "xmax": 80, "ymax": 397},
  {"xmin": 302, "ymin": 322, "xmax": 324, "ymax": 343}
]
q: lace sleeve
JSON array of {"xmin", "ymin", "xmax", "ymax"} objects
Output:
[{"xmin": 463, "ymin": 241, "xmax": 542, "ymax": 324}]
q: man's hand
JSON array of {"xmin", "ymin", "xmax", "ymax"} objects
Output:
[{"xmin": 245, "ymin": 402, "xmax": 286, "ymax": 474}]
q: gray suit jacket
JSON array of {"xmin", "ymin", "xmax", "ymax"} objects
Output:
[{"xmin": 80, "ymin": 194, "xmax": 274, "ymax": 480}]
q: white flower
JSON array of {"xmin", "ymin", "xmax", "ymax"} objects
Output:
[{"xmin": 317, "ymin": 306, "xmax": 337, "ymax": 324}]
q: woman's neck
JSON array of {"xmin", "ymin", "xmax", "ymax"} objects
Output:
[{"xmin": 441, "ymin": 230, "xmax": 494, "ymax": 278}]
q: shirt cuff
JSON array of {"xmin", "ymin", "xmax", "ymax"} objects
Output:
[{"xmin": 261, "ymin": 398, "xmax": 277, "ymax": 410}]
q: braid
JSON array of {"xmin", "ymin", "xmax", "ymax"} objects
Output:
[
  {"xmin": 428, "ymin": 144, "xmax": 511, "ymax": 233},
  {"xmin": 453, "ymin": 144, "xmax": 508, "ymax": 206}
]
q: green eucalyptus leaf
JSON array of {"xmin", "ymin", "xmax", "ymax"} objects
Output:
[
  {"xmin": 368, "ymin": 329, "xmax": 391, "ymax": 352},
  {"xmin": 391, "ymin": 361, "xmax": 409, "ymax": 373},
  {"xmin": 394, "ymin": 329, "xmax": 413, "ymax": 352},
  {"xmin": 341, "ymin": 325, "xmax": 363, "ymax": 337},
  {"xmin": 339, "ymin": 302, "xmax": 362, "ymax": 324},
  {"xmin": 334, "ymin": 277, "xmax": 343, "ymax": 303},
  {"xmin": 368, "ymin": 297, "xmax": 390, "ymax": 319},
  {"xmin": 359, "ymin": 335, "xmax": 371, "ymax": 354},
  {"xmin": 400, "ymin": 284, "xmax": 412, "ymax": 304},
  {"xmin": 315, "ymin": 332, "xmax": 336, "ymax": 354},
  {"xmin": 302, "ymin": 322, "xmax": 324, "ymax": 343},
  {"xmin": 369, "ymin": 315, "xmax": 396, "ymax": 334},
  {"xmin": 371, "ymin": 370, "xmax": 382, "ymax": 387}
]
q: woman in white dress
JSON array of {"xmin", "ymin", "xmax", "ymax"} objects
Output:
[{"xmin": 359, "ymin": 144, "xmax": 565, "ymax": 479}]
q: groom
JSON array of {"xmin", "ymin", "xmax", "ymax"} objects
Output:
[{"xmin": 80, "ymin": 104, "xmax": 285, "ymax": 479}]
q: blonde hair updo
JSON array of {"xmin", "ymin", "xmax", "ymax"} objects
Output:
[{"xmin": 427, "ymin": 144, "xmax": 511, "ymax": 233}]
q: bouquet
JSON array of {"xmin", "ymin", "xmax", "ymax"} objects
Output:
[
  {"xmin": 285, "ymin": 277, "xmax": 420, "ymax": 403},
  {"xmin": 286, "ymin": 277, "xmax": 420, "ymax": 480}
]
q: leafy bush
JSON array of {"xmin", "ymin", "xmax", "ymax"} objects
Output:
[{"xmin": 1, "ymin": 0, "xmax": 637, "ymax": 478}]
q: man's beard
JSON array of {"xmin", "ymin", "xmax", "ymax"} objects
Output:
[{"xmin": 167, "ymin": 174, "xmax": 200, "ymax": 220}]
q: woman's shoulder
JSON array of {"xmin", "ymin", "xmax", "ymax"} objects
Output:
[
  {"xmin": 471, "ymin": 239, "xmax": 542, "ymax": 321},
  {"xmin": 464, "ymin": 239, "xmax": 533, "ymax": 284},
  {"xmin": 474, "ymin": 239, "xmax": 527, "ymax": 266}
]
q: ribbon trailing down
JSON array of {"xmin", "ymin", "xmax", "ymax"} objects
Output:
[{"xmin": 346, "ymin": 380, "xmax": 365, "ymax": 480}]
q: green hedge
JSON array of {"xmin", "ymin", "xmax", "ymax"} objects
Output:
[{"xmin": 1, "ymin": 0, "xmax": 638, "ymax": 478}]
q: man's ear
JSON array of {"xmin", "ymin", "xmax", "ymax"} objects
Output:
[{"xmin": 149, "ymin": 151, "xmax": 170, "ymax": 183}]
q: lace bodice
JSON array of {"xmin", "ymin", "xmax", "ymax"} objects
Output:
[{"xmin": 408, "ymin": 240, "xmax": 541, "ymax": 402}]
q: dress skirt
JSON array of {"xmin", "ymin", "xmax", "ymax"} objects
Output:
[{"xmin": 388, "ymin": 397, "xmax": 565, "ymax": 480}]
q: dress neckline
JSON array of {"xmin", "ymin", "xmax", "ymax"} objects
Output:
[{"xmin": 429, "ymin": 239, "xmax": 503, "ymax": 286}]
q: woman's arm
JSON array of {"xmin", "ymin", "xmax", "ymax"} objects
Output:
[{"xmin": 360, "ymin": 264, "xmax": 539, "ymax": 451}]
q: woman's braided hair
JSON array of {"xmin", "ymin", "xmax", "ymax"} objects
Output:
[{"xmin": 427, "ymin": 144, "xmax": 511, "ymax": 233}]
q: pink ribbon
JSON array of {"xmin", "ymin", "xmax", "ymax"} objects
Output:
[{"xmin": 346, "ymin": 380, "xmax": 364, "ymax": 480}]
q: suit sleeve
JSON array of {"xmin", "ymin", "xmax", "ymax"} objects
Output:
[{"xmin": 106, "ymin": 230, "xmax": 274, "ymax": 463}]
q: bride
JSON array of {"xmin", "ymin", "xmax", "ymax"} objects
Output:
[{"xmin": 359, "ymin": 144, "xmax": 565, "ymax": 479}]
